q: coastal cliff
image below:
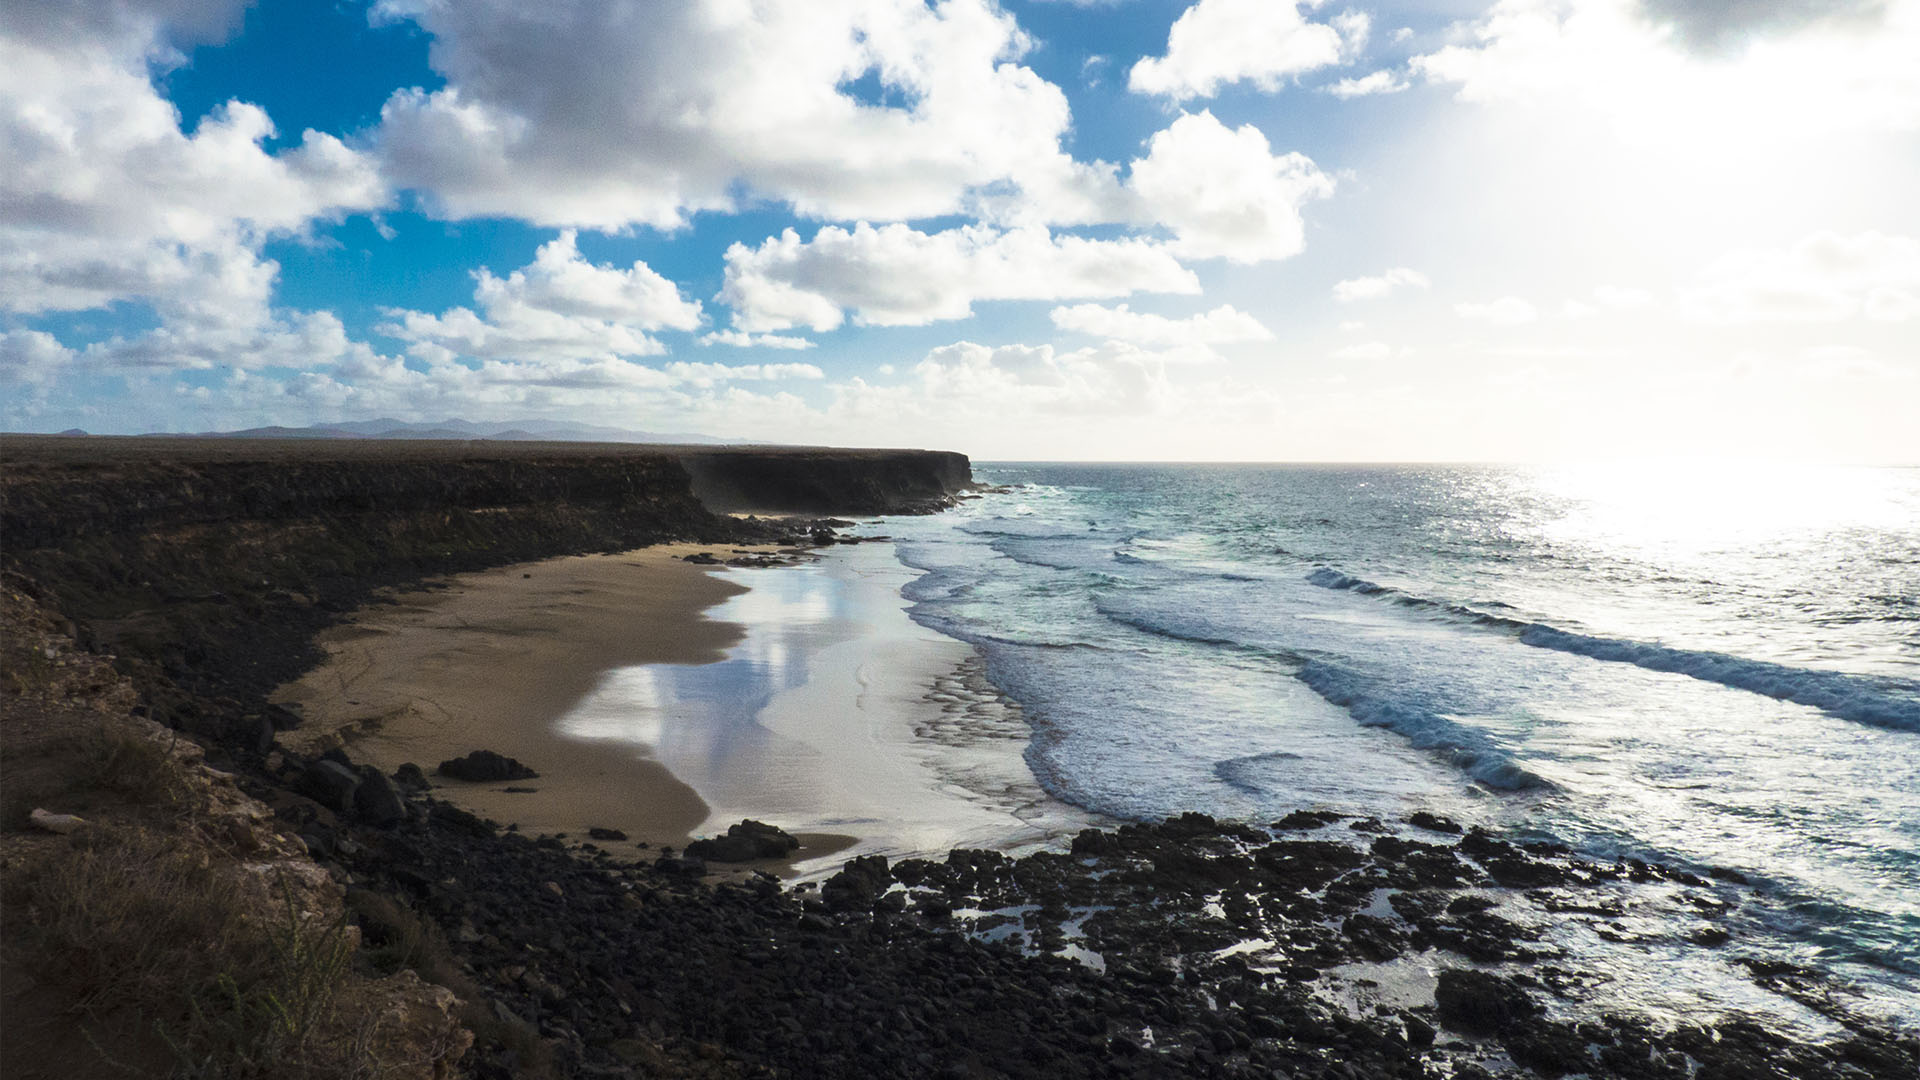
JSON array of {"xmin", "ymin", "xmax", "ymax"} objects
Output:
[
  {"xmin": 0, "ymin": 436, "xmax": 970, "ymax": 735},
  {"xmin": 5, "ymin": 437, "xmax": 1913, "ymax": 1080}
]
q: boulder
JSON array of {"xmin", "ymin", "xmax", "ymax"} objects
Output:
[
  {"xmin": 299, "ymin": 759, "xmax": 361, "ymax": 812},
  {"xmin": 1407, "ymin": 811, "xmax": 1463, "ymax": 834},
  {"xmin": 28, "ymin": 808, "xmax": 87, "ymax": 834},
  {"xmin": 354, "ymin": 768, "xmax": 407, "ymax": 826},
  {"xmin": 685, "ymin": 819, "xmax": 800, "ymax": 862},
  {"xmin": 436, "ymin": 749, "xmax": 538, "ymax": 782},
  {"xmin": 822, "ymin": 854, "xmax": 892, "ymax": 912},
  {"xmin": 588, "ymin": 827, "xmax": 628, "ymax": 842},
  {"xmin": 393, "ymin": 762, "xmax": 431, "ymax": 792},
  {"xmin": 1435, "ymin": 969, "xmax": 1537, "ymax": 1035},
  {"xmin": 655, "ymin": 855, "xmax": 707, "ymax": 876}
]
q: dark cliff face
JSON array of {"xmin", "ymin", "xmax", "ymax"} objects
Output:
[
  {"xmin": 0, "ymin": 436, "xmax": 972, "ymax": 740},
  {"xmin": 680, "ymin": 447, "xmax": 973, "ymax": 514}
]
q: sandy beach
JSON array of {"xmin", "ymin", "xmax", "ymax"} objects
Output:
[
  {"xmin": 274, "ymin": 544, "xmax": 792, "ymax": 851},
  {"xmin": 275, "ymin": 539, "xmax": 1095, "ymax": 871}
]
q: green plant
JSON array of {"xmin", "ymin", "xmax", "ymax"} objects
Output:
[
  {"xmin": 83, "ymin": 724, "xmax": 190, "ymax": 809},
  {"xmin": 165, "ymin": 879, "xmax": 358, "ymax": 1079}
]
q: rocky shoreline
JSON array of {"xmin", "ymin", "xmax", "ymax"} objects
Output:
[
  {"xmin": 4, "ymin": 438, "xmax": 1915, "ymax": 1078},
  {"xmin": 261, "ymin": 745, "xmax": 1917, "ymax": 1079}
]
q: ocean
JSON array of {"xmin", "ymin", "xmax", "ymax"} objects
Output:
[{"xmin": 871, "ymin": 462, "xmax": 1920, "ymax": 1029}]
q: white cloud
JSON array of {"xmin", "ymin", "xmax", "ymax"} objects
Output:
[
  {"xmin": 1456, "ymin": 296, "xmax": 1540, "ymax": 324},
  {"xmin": 1413, "ymin": 0, "xmax": 1920, "ymax": 133},
  {"xmin": 698, "ymin": 330, "xmax": 816, "ymax": 350},
  {"xmin": 1334, "ymin": 267, "xmax": 1430, "ymax": 302},
  {"xmin": 1129, "ymin": 0, "xmax": 1365, "ymax": 101},
  {"xmin": 1325, "ymin": 70, "xmax": 1411, "ymax": 98},
  {"xmin": 1, "ymin": 29, "xmax": 382, "ymax": 315},
  {"xmin": 876, "ymin": 339, "xmax": 1179, "ymax": 418},
  {"xmin": 1126, "ymin": 111, "xmax": 1333, "ymax": 263},
  {"xmin": 0, "ymin": 329, "xmax": 73, "ymax": 388},
  {"xmin": 1049, "ymin": 302, "xmax": 1273, "ymax": 347},
  {"xmin": 718, "ymin": 223, "xmax": 1200, "ymax": 333},
  {"xmin": 663, "ymin": 361, "xmax": 824, "ymax": 387},
  {"xmin": 1680, "ymin": 231, "xmax": 1920, "ymax": 323},
  {"xmin": 372, "ymin": 0, "xmax": 1110, "ymax": 228},
  {"xmin": 379, "ymin": 230, "xmax": 703, "ymax": 364},
  {"xmin": 0, "ymin": 3, "xmax": 387, "ymax": 373},
  {"xmin": 1330, "ymin": 341, "xmax": 1394, "ymax": 360}
]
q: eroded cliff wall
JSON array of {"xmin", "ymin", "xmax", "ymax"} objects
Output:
[{"xmin": 0, "ymin": 436, "xmax": 971, "ymax": 742}]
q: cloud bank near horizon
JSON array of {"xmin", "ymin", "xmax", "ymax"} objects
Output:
[{"xmin": 2, "ymin": 0, "xmax": 1915, "ymax": 461}]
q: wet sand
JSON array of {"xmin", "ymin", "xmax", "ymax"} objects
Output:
[
  {"xmin": 277, "ymin": 540, "xmax": 1098, "ymax": 877},
  {"xmin": 273, "ymin": 544, "xmax": 848, "ymax": 860},
  {"xmin": 557, "ymin": 542, "xmax": 1101, "ymax": 876}
]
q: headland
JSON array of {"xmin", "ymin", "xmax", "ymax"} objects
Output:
[{"xmin": 2, "ymin": 435, "xmax": 1913, "ymax": 1080}]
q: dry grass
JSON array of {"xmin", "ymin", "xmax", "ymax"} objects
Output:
[
  {"xmin": 348, "ymin": 890, "xmax": 553, "ymax": 1078},
  {"xmin": 1, "ymin": 829, "xmax": 368, "ymax": 1079},
  {"xmin": 82, "ymin": 723, "xmax": 193, "ymax": 810}
]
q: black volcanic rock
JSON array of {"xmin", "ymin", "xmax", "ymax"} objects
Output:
[
  {"xmin": 298, "ymin": 759, "xmax": 360, "ymax": 812},
  {"xmin": 353, "ymin": 768, "xmax": 407, "ymax": 825},
  {"xmin": 1435, "ymin": 968, "xmax": 1538, "ymax": 1035},
  {"xmin": 436, "ymin": 750, "xmax": 538, "ymax": 782},
  {"xmin": 686, "ymin": 820, "xmax": 800, "ymax": 862}
]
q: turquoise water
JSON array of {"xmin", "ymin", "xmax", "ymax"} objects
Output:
[{"xmin": 871, "ymin": 463, "xmax": 1920, "ymax": 1025}]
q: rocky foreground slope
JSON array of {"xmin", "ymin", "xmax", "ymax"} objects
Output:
[{"xmin": 2, "ymin": 436, "xmax": 1913, "ymax": 1079}]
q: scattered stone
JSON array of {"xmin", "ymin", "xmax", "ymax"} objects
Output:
[
  {"xmin": 1435, "ymin": 969, "xmax": 1538, "ymax": 1035},
  {"xmin": 1690, "ymin": 926, "xmax": 1732, "ymax": 947},
  {"xmin": 1403, "ymin": 1014, "xmax": 1436, "ymax": 1048},
  {"xmin": 436, "ymin": 749, "xmax": 538, "ymax": 782},
  {"xmin": 354, "ymin": 768, "xmax": 407, "ymax": 826},
  {"xmin": 27, "ymin": 808, "xmax": 86, "ymax": 834},
  {"xmin": 1407, "ymin": 810, "xmax": 1464, "ymax": 834},
  {"xmin": 682, "ymin": 552, "xmax": 722, "ymax": 565},
  {"xmin": 822, "ymin": 854, "xmax": 892, "ymax": 912},
  {"xmin": 299, "ymin": 758, "xmax": 361, "ymax": 812},
  {"xmin": 685, "ymin": 819, "xmax": 800, "ymax": 862},
  {"xmin": 1273, "ymin": 809, "xmax": 1345, "ymax": 830}
]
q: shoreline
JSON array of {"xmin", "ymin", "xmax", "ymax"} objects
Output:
[
  {"xmin": 273, "ymin": 544, "xmax": 806, "ymax": 854},
  {"xmin": 273, "ymin": 539, "xmax": 1095, "ymax": 871}
]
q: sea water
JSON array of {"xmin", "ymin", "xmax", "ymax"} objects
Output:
[{"xmin": 870, "ymin": 462, "xmax": 1920, "ymax": 1025}]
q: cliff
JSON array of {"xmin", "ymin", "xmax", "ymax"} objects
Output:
[{"xmin": 0, "ymin": 435, "xmax": 971, "ymax": 743}]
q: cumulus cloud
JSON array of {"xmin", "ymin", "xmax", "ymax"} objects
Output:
[
  {"xmin": 0, "ymin": 329, "xmax": 74, "ymax": 388},
  {"xmin": 1413, "ymin": 0, "xmax": 1920, "ymax": 132},
  {"xmin": 1680, "ymin": 231, "xmax": 1920, "ymax": 323},
  {"xmin": 718, "ymin": 223, "xmax": 1200, "ymax": 333},
  {"xmin": 371, "ymin": 0, "xmax": 1115, "ymax": 228},
  {"xmin": 698, "ymin": 330, "xmax": 816, "ymax": 350},
  {"xmin": 1333, "ymin": 268, "xmax": 1430, "ymax": 302},
  {"xmin": 378, "ymin": 231, "xmax": 703, "ymax": 364},
  {"xmin": 1129, "ymin": 0, "xmax": 1367, "ymax": 100},
  {"xmin": 1456, "ymin": 296, "xmax": 1540, "ymax": 324},
  {"xmin": 1125, "ymin": 111, "xmax": 1333, "ymax": 263},
  {"xmin": 887, "ymin": 339, "xmax": 1178, "ymax": 418},
  {"xmin": 1049, "ymin": 303, "xmax": 1273, "ymax": 347},
  {"xmin": 662, "ymin": 361, "xmax": 824, "ymax": 387},
  {"xmin": 1, "ymin": 1, "xmax": 387, "ymax": 376},
  {"xmin": 1325, "ymin": 70, "xmax": 1411, "ymax": 98},
  {"xmin": 1637, "ymin": 0, "xmax": 1888, "ymax": 52}
]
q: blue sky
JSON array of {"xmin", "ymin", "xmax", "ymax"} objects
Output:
[{"xmin": 3, "ymin": 0, "xmax": 1916, "ymax": 461}]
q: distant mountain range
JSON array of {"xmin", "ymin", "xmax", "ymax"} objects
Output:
[{"xmin": 140, "ymin": 418, "xmax": 738, "ymax": 444}]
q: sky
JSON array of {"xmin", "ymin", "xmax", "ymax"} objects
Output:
[{"xmin": 2, "ymin": 0, "xmax": 1917, "ymax": 462}]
